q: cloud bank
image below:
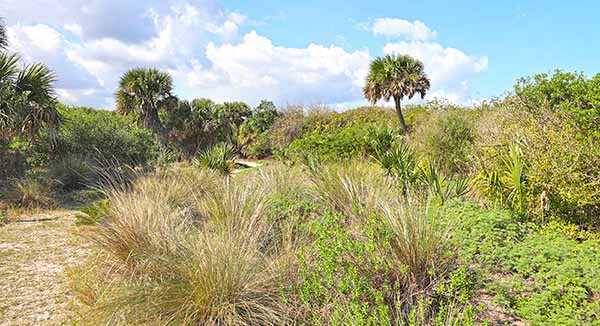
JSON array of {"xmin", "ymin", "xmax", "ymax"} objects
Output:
[{"xmin": 3, "ymin": 1, "xmax": 488, "ymax": 108}]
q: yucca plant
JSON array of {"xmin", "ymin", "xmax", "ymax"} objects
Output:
[
  {"xmin": 197, "ymin": 143, "xmax": 237, "ymax": 177},
  {"xmin": 502, "ymin": 143, "xmax": 528, "ymax": 215},
  {"xmin": 417, "ymin": 160, "xmax": 471, "ymax": 204},
  {"xmin": 367, "ymin": 125, "xmax": 398, "ymax": 155},
  {"xmin": 372, "ymin": 141, "xmax": 418, "ymax": 196}
]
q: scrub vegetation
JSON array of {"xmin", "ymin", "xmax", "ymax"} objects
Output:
[{"xmin": 1, "ymin": 17, "xmax": 600, "ymax": 325}]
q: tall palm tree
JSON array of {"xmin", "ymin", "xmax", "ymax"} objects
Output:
[
  {"xmin": 115, "ymin": 68, "xmax": 176, "ymax": 138},
  {"xmin": 363, "ymin": 54, "xmax": 430, "ymax": 132}
]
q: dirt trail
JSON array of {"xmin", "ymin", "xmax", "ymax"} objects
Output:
[{"xmin": 0, "ymin": 211, "xmax": 91, "ymax": 325}]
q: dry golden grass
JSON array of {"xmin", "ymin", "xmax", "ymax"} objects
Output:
[{"xmin": 71, "ymin": 167, "xmax": 294, "ymax": 325}]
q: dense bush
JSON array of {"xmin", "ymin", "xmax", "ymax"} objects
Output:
[
  {"xmin": 239, "ymin": 100, "xmax": 280, "ymax": 158},
  {"xmin": 277, "ymin": 107, "xmax": 398, "ymax": 161},
  {"xmin": 410, "ymin": 109, "xmax": 477, "ymax": 175},
  {"xmin": 39, "ymin": 105, "xmax": 159, "ymax": 166},
  {"xmin": 474, "ymin": 72, "xmax": 600, "ymax": 224},
  {"xmin": 164, "ymin": 99, "xmax": 252, "ymax": 158}
]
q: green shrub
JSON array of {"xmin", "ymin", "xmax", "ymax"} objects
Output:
[
  {"xmin": 503, "ymin": 231, "xmax": 600, "ymax": 324},
  {"xmin": 288, "ymin": 122, "xmax": 373, "ymax": 161},
  {"xmin": 197, "ymin": 142, "xmax": 236, "ymax": 176},
  {"xmin": 38, "ymin": 105, "xmax": 159, "ymax": 166},
  {"xmin": 239, "ymin": 101, "xmax": 280, "ymax": 157},
  {"xmin": 475, "ymin": 98, "xmax": 600, "ymax": 224},
  {"xmin": 78, "ymin": 199, "xmax": 110, "ymax": 225},
  {"xmin": 411, "ymin": 109, "xmax": 476, "ymax": 175},
  {"xmin": 243, "ymin": 132, "xmax": 272, "ymax": 158},
  {"xmin": 295, "ymin": 212, "xmax": 393, "ymax": 325},
  {"xmin": 449, "ymin": 202, "xmax": 600, "ymax": 324},
  {"xmin": 295, "ymin": 208, "xmax": 478, "ymax": 325}
]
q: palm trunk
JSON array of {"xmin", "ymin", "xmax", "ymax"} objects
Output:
[
  {"xmin": 141, "ymin": 108, "xmax": 168, "ymax": 148},
  {"xmin": 393, "ymin": 96, "xmax": 408, "ymax": 133}
]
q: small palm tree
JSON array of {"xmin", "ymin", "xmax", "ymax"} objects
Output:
[
  {"xmin": 115, "ymin": 68, "xmax": 176, "ymax": 137},
  {"xmin": 363, "ymin": 54, "xmax": 430, "ymax": 132}
]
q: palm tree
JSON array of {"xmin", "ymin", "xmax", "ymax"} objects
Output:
[
  {"xmin": 0, "ymin": 52, "xmax": 61, "ymax": 142},
  {"xmin": 0, "ymin": 17, "xmax": 8, "ymax": 51},
  {"xmin": 16, "ymin": 63, "xmax": 62, "ymax": 140},
  {"xmin": 115, "ymin": 68, "xmax": 176, "ymax": 138},
  {"xmin": 363, "ymin": 54, "xmax": 430, "ymax": 132},
  {"xmin": 0, "ymin": 53, "xmax": 19, "ymax": 136}
]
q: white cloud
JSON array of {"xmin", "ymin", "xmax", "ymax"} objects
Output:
[
  {"xmin": 186, "ymin": 31, "xmax": 370, "ymax": 104},
  {"xmin": 3, "ymin": 3, "xmax": 488, "ymax": 108},
  {"xmin": 10, "ymin": 24, "xmax": 62, "ymax": 52},
  {"xmin": 368, "ymin": 18, "xmax": 437, "ymax": 41},
  {"xmin": 64, "ymin": 23, "xmax": 83, "ymax": 38}
]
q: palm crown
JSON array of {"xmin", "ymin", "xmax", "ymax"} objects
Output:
[
  {"xmin": 115, "ymin": 68, "xmax": 176, "ymax": 135},
  {"xmin": 363, "ymin": 54, "xmax": 430, "ymax": 131},
  {"xmin": 0, "ymin": 18, "xmax": 61, "ymax": 143},
  {"xmin": 0, "ymin": 18, "xmax": 7, "ymax": 51}
]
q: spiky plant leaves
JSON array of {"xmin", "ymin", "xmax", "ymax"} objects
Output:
[{"xmin": 197, "ymin": 142, "xmax": 237, "ymax": 176}]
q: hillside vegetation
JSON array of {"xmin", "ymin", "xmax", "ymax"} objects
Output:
[{"xmin": 1, "ymin": 30, "xmax": 599, "ymax": 325}]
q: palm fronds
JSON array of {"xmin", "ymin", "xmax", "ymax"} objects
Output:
[{"xmin": 197, "ymin": 143, "xmax": 237, "ymax": 176}]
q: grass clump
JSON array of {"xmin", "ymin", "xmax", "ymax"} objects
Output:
[
  {"xmin": 6, "ymin": 177, "xmax": 54, "ymax": 209},
  {"xmin": 72, "ymin": 168, "xmax": 294, "ymax": 325}
]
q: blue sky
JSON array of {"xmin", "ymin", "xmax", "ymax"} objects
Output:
[{"xmin": 3, "ymin": 0, "xmax": 599, "ymax": 109}]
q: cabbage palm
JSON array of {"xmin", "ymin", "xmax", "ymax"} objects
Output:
[
  {"xmin": 0, "ymin": 53, "xmax": 60, "ymax": 142},
  {"xmin": 115, "ymin": 68, "xmax": 176, "ymax": 137},
  {"xmin": 0, "ymin": 53, "xmax": 19, "ymax": 135},
  {"xmin": 16, "ymin": 63, "xmax": 61, "ymax": 139},
  {"xmin": 363, "ymin": 54, "xmax": 430, "ymax": 132},
  {"xmin": 0, "ymin": 18, "xmax": 8, "ymax": 51}
]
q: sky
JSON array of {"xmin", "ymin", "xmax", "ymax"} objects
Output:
[{"xmin": 2, "ymin": 0, "xmax": 599, "ymax": 109}]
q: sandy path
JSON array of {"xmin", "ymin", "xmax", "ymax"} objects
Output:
[{"xmin": 0, "ymin": 211, "xmax": 91, "ymax": 325}]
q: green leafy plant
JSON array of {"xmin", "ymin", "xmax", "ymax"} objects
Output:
[
  {"xmin": 501, "ymin": 143, "xmax": 528, "ymax": 216},
  {"xmin": 417, "ymin": 160, "xmax": 472, "ymax": 204},
  {"xmin": 197, "ymin": 142, "xmax": 236, "ymax": 176},
  {"xmin": 77, "ymin": 198, "xmax": 110, "ymax": 225},
  {"xmin": 372, "ymin": 141, "xmax": 418, "ymax": 196}
]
